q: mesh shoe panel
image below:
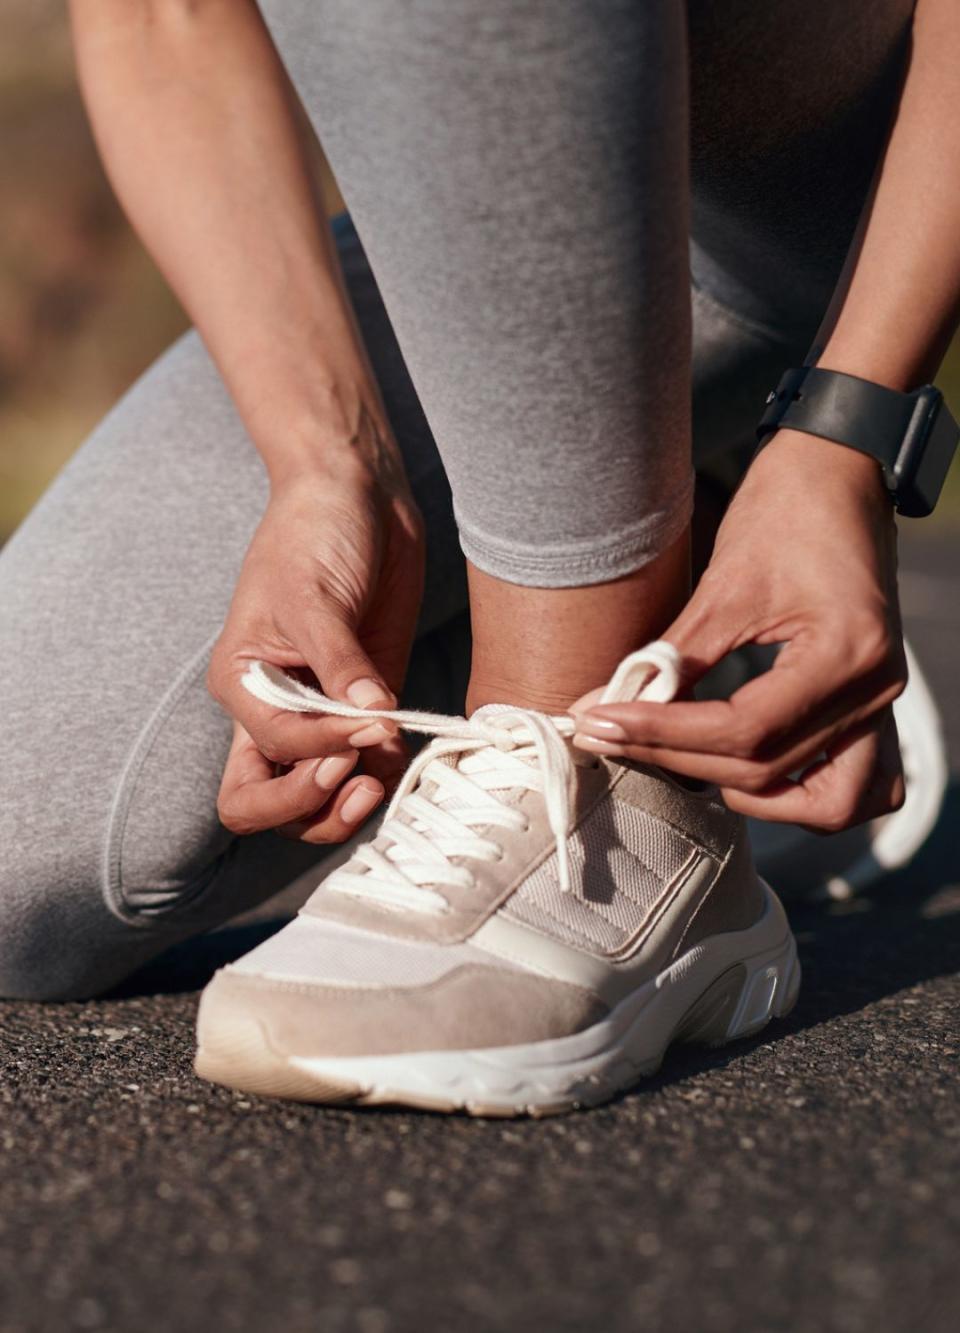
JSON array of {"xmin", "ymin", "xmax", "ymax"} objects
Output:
[
  {"xmin": 229, "ymin": 915, "xmax": 515, "ymax": 988},
  {"xmin": 504, "ymin": 796, "xmax": 694, "ymax": 951}
]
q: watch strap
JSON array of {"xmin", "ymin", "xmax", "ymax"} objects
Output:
[{"xmin": 756, "ymin": 365, "xmax": 958, "ymax": 517}]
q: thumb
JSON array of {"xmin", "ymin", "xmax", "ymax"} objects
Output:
[
  {"xmin": 299, "ymin": 604, "xmax": 397, "ymax": 710},
  {"xmin": 569, "ymin": 586, "xmax": 741, "ymax": 715},
  {"xmin": 659, "ymin": 580, "xmax": 743, "ymax": 690}
]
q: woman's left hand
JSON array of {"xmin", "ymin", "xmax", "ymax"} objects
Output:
[{"xmin": 570, "ymin": 429, "xmax": 908, "ymax": 831}]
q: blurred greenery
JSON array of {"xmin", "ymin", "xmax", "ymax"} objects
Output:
[{"xmin": 2, "ymin": 5, "xmax": 960, "ymax": 540}]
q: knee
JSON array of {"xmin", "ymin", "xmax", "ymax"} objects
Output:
[
  {"xmin": 0, "ymin": 881, "xmax": 111, "ymax": 1002},
  {"xmin": 0, "ymin": 764, "xmax": 136, "ymax": 997},
  {"xmin": 0, "ymin": 838, "xmax": 228, "ymax": 1002},
  {"xmin": 0, "ymin": 828, "xmax": 166, "ymax": 1001}
]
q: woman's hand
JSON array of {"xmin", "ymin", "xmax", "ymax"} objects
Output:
[
  {"xmin": 208, "ymin": 444, "xmax": 424, "ymax": 845},
  {"xmin": 571, "ymin": 429, "xmax": 908, "ymax": 831}
]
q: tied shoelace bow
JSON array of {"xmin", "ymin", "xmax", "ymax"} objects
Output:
[{"xmin": 241, "ymin": 642, "xmax": 681, "ymax": 916}]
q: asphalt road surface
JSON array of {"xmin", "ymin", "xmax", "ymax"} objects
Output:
[{"xmin": 1, "ymin": 529, "xmax": 957, "ymax": 1333}]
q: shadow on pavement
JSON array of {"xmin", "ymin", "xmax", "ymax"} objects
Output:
[
  {"xmin": 777, "ymin": 778, "xmax": 960, "ymax": 1028},
  {"xmin": 107, "ymin": 920, "xmax": 286, "ymax": 999}
]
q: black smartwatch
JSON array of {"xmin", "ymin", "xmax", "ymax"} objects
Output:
[{"xmin": 756, "ymin": 365, "xmax": 959, "ymax": 517}]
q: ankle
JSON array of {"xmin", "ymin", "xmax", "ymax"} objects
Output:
[
  {"xmin": 464, "ymin": 532, "xmax": 691, "ymax": 719},
  {"xmin": 466, "ymin": 674, "xmax": 591, "ymax": 716}
]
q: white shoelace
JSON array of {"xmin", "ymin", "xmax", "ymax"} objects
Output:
[{"xmin": 242, "ymin": 642, "xmax": 680, "ymax": 916}]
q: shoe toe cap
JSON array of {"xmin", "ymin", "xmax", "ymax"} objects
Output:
[{"xmin": 195, "ymin": 958, "xmax": 607, "ymax": 1093}]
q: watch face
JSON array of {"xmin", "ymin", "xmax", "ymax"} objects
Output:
[{"xmin": 896, "ymin": 396, "xmax": 958, "ymax": 517}]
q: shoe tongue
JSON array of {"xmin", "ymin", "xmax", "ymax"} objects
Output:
[
  {"xmin": 599, "ymin": 641, "xmax": 681, "ymax": 705},
  {"xmin": 403, "ymin": 647, "xmax": 681, "ymax": 835},
  {"xmin": 436, "ymin": 646, "xmax": 682, "ymax": 811},
  {"xmin": 417, "ymin": 718, "xmax": 555, "ymax": 823},
  {"xmin": 453, "ymin": 736, "xmax": 539, "ymax": 806}
]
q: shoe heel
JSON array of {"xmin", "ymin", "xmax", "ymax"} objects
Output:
[{"xmin": 678, "ymin": 937, "xmax": 801, "ymax": 1047}]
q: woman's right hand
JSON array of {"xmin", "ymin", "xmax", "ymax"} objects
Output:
[{"xmin": 207, "ymin": 450, "xmax": 425, "ymax": 845}]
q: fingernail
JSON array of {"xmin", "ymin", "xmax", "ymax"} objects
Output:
[
  {"xmin": 315, "ymin": 751, "xmax": 357, "ymax": 790},
  {"xmin": 346, "ymin": 677, "xmax": 395, "ymax": 709},
  {"xmin": 348, "ymin": 720, "xmax": 399, "ymax": 746},
  {"xmin": 568, "ymin": 689, "xmax": 604, "ymax": 717},
  {"xmin": 341, "ymin": 782, "xmax": 382, "ymax": 824},
  {"xmin": 579, "ymin": 715, "xmax": 629, "ymax": 742},
  {"xmin": 573, "ymin": 732, "xmax": 624, "ymax": 757}
]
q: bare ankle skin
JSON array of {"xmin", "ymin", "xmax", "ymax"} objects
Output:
[{"xmin": 464, "ymin": 529, "xmax": 690, "ymax": 714}]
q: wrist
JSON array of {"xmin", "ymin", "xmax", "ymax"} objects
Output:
[
  {"xmin": 258, "ymin": 398, "xmax": 403, "ymax": 496},
  {"xmin": 814, "ymin": 339, "xmax": 937, "ymax": 396},
  {"xmin": 264, "ymin": 440, "xmax": 376, "ymax": 494},
  {"xmin": 751, "ymin": 427, "xmax": 891, "ymax": 510}
]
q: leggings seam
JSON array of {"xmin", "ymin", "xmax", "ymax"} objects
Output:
[
  {"xmin": 103, "ymin": 631, "xmax": 226, "ymax": 927},
  {"xmin": 690, "ymin": 274, "xmax": 809, "ymax": 349},
  {"xmin": 454, "ymin": 477, "xmax": 694, "ymax": 584}
]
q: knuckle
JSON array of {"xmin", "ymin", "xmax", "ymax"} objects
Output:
[
  {"xmin": 729, "ymin": 720, "xmax": 765, "ymax": 761},
  {"xmin": 216, "ymin": 795, "xmax": 250, "ymax": 836},
  {"xmin": 847, "ymin": 615, "xmax": 895, "ymax": 678},
  {"xmin": 401, "ymin": 500, "xmax": 426, "ymax": 545},
  {"xmin": 719, "ymin": 787, "xmax": 750, "ymax": 817},
  {"xmin": 299, "ymin": 826, "xmax": 341, "ymax": 846},
  {"xmin": 819, "ymin": 788, "xmax": 862, "ymax": 834},
  {"xmin": 205, "ymin": 652, "xmax": 227, "ymax": 703},
  {"xmin": 741, "ymin": 762, "xmax": 778, "ymax": 795},
  {"xmin": 809, "ymin": 811, "xmax": 842, "ymax": 836},
  {"xmin": 730, "ymin": 762, "xmax": 771, "ymax": 795},
  {"xmin": 887, "ymin": 772, "xmax": 907, "ymax": 813},
  {"xmin": 309, "ymin": 832, "xmax": 340, "ymax": 846},
  {"xmin": 322, "ymin": 646, "xmax": 375, "ymax": 683},
  {"xmin": 256, "ymin": 734, "xmax": 289, "ymax": 766},
  {"xmin": 876, "ymin": 771, "xmax": 907, "ymax": 817},
  {"xmin": 888, "ymin": 651, "xmax": 909, "ymax": 699},
  {"xmin": 275, "ymin": 826, "xmax": 304, "ymax": 843}
]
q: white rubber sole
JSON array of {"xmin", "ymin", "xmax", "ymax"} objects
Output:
[{"xmin": 195, "ymin": 884, "xmax": 800, "ymax": 1118}]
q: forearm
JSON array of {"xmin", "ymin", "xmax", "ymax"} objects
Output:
[
  {"xmin": 812, "ymin": 0, "xmax": 960, "ymax": 390},
  {"xmin": 68, "ymin": 0, "xmax": 388, "ymax": 486}
]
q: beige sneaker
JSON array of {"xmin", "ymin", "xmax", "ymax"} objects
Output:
[{"xmin": 195, "ymin": 644, "xmax": 800, "ymax": 1116}]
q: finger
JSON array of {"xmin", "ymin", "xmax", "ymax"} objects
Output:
[
  {"xmin": 572, "ymin": 665, "xmax": 902, "ymax": 794},
  {"xmin": 566, "ymin": 590, "xmax": 735, "ymax": 717},
  {"xmin": 571, "ymin": 731, "xmax": 782, "ymax": 789},
  {"xmin": 217, "ymin": 724, "xmax": 360, "ymax": 835},
  {"xmin": 353, "ymin": 729, "xmax": 410, "ymax": 798},
  {"xmin": 210, "ymin": 655, "xmax": 398, "ymax": 766},
  {"xmin": 572, "ymin": 637, "xmax": 837, "ymax": 757},
  {"xmin": 571, "ymin": 710, "xmax": 888, "ymax": 797},
  {"xmin": 359, "ymin": 510, "xmax": 426, "ymax": 699},
  {"xmin": 296, "ymin": 602, "xmax": 399, "ymax": 709},
  {"xmin": 569, "ymin": 686, "xmax": 605, "ymax": 714},
  {"xmin": 658, "ymin": 577, "xmax": 743, "ymax": 685},
  {"xmin": 572, "ymin": 677, "xmax": 899, "ymax": 794},
  {"xmin": 573, "ymin": 632, "xmax": 898, "ymax": 766},
  {"xmin": 277, "ymin": 774, "xmax": 385, "ymax": 845},
  {"xmin": 722, "ymin": 711, "xmax": 904, "ymax": 831}
]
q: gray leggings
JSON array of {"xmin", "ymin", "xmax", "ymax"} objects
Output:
[{"xmin": 0, "ymin": 0, "xmax": 912, "ymax": 999}]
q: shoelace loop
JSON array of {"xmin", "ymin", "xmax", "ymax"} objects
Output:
[{"xmin": 241, "ymin": 642, "xmax": 680, "ymax": 914}]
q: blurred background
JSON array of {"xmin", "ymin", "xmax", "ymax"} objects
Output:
[{"xmin": 2, "ymin": 3, "xmax": 960, "ymax": 542}]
